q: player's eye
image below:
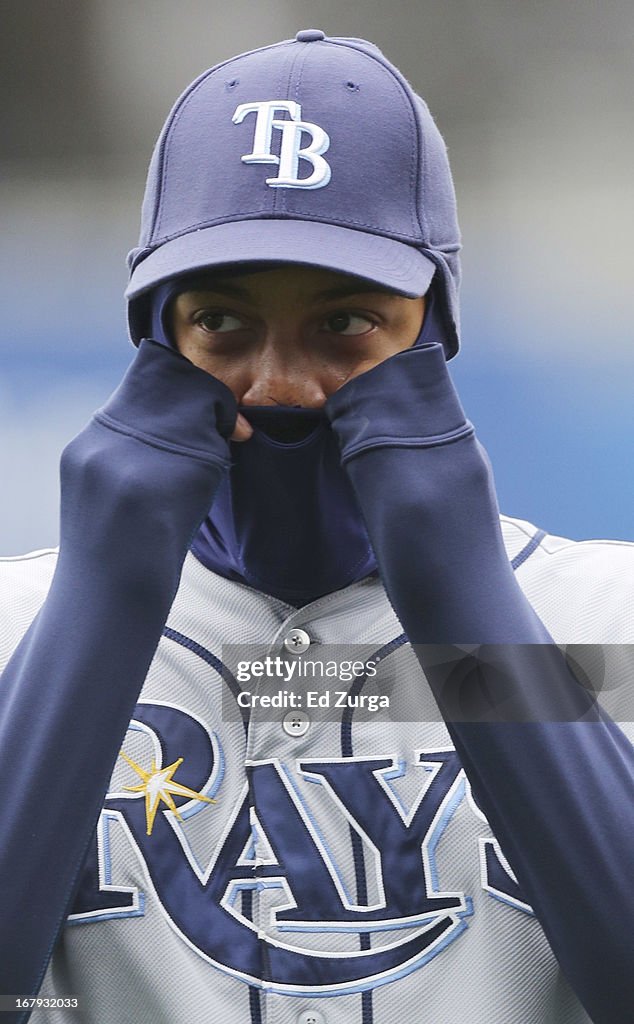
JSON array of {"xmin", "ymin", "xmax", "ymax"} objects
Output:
[
  {"xmin": 194, "ymin": 311, "xmax": 245, "ymax": 334},
  {"xmin": 323, "ymin": 312, "xmax": 375, "ymax": 336}
]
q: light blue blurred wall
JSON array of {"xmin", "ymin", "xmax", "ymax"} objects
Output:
[{"xmin": 1, "ymin": 1, "xmax": 632, "ymax": 553}]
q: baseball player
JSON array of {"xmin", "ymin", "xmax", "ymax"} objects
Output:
[{"xmin": 1, "ymin": 30, "xmax": 633, "ymax": 1024}]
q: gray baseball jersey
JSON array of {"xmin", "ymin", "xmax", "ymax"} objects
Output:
[{"xmin": 1, "ymin": 515, "xmax": 631, "ymax": 1024}]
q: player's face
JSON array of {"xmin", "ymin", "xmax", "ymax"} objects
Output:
[{"xmin": 171, "ymin": 265, "xmax": 426, "ymax": 409}]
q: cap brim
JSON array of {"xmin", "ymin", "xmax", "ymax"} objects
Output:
[{"xmin": 125, "ymin": 219, "xmax": 435, "ymax": 301}]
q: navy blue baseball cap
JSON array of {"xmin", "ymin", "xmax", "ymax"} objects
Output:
[{"xmin": 126, "ymin": 30, "xmax": 462, "ymax": 357}]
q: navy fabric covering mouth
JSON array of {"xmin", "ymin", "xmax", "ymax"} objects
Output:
[
  {"xmin": 148, "ymin": 273, "xmax": 446, "ymax": 605},
  {"xmin": 239, "ymin": 406, "xmax": 326, "ymax": 444}
]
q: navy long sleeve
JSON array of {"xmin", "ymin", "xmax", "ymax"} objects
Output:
[
  {"xmin": 327, "ymin": 343, "xmax": 634, "ymax": 1024},
  {"xmin": 0, "ymin": 340, "xmax": 236, "ymax": 1014}
]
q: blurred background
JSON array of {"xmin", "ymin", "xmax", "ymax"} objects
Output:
[{"xmin": 1, "ymin": 0, "xmax": 632, "ymax": 553}]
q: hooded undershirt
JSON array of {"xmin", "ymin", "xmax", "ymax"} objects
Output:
[{"xmin": 149, "ymin": 277, "xmax": 445, "ymax": 605}]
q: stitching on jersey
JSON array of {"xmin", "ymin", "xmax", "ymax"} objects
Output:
[
  {"xmin": 339, "ymin": 635, "xmax": 410, "ymax": 1024},
  {"xmin": 0, "ymin": 548, "xmax": 58, "ymax": 564},
  {"xmin": 511, "ymin": 529, "xmax": 547, "ymax": 571},
  {"xmin": 543, "ymin": 537, "xmax": 634, "ymax": 553},
  {"xmin": 161, "ymin": 625, "xmax": 255, "ymax": 744}
]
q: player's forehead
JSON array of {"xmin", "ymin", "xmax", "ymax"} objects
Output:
[{"xmin": 172, "ymin": 263, "xmax": 405, "ymax": 303}]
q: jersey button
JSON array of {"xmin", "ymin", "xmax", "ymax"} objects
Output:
[
  {"xmin": 283, "ymin": 628, "xmax": 311, "ymax": 654},
  {"xmin": 296, "ymin": 1010, "xmax": 326, "ymax": 1024},
  {"xmin": 295, "ymin": 29, "xmax": 326, "ymax": 42},
  {"xmin": 283, "ymin": 710, "xmax": 310, "ymax": 737}
]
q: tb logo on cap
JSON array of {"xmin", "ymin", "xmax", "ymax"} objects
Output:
[{"xmin": 233, "ymin": 100, "xmax": 331, "ymax": 190}]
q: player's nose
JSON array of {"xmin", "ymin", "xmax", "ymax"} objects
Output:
[
  {"xmin": 239, "ymin": 332, "xmax": 326, "ymax": 408},
  {"xmin": 240, "ymin": 368, "xmax": 326, "ymax": 407}
]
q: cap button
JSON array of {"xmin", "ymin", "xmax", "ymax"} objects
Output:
[{"xmin": 295, "ymin": 29, "xmax": 326, "ymax": 42}]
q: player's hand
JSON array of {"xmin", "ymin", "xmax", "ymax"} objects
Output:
[
  {"xmin": 231, "ymin": 412, "xmax": 254, "ymax": 442},
  {"xmin": 326, "ymin": 342, "xmax": 473, "ymax": 468},
  {"xmin": 59, "ymin": 340, "xmax": 237, "ymax": 573}
]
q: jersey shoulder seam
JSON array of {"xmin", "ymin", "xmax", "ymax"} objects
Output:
[{"xmin": 0, "ymin": 547, "xmax": 59, "ymax": 564}]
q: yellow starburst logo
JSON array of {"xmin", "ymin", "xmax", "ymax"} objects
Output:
[{"xmin": 119, "ymin": 750, "xmax": 216, "ymax": 836}]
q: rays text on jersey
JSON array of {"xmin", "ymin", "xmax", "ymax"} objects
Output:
[{"xmin": 68, "ymin": 700, "xmax": 532, "ymax": 996}]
